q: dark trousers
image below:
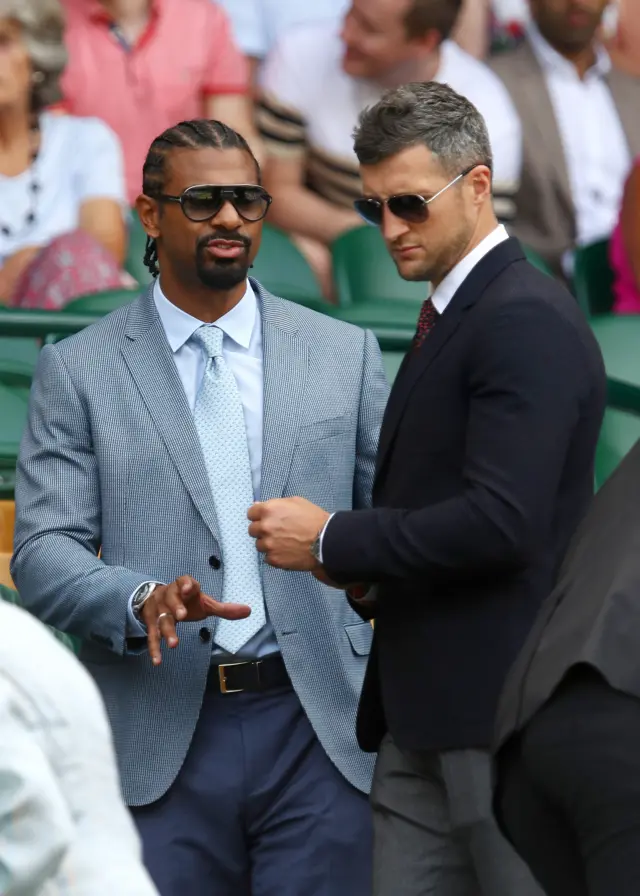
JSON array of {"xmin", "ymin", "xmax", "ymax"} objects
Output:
[
  {"xmin": 132, "ymin": 684, "xmax": 372, "ymax": 896},
  {"xmin": 496, "ymin": 666, "xmax": 640, "ymax": 896}
]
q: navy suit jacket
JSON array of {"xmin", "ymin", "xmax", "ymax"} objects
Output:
[{"xmin": 323, "ymin": 239, "xmax": 607, "ymax": 753}]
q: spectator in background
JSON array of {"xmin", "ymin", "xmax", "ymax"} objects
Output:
[
  {"xmin": 491, "ymin": 0, "xmax": 640, "ymax": 281},
  {"xmin": 0, "ymin": 598, "xmax": 159, "ymax": 896},
  {"xmin": 606, "ymin": 0, "xmax": 640, "ymax": 77},
  {"xmin": 217, "ymin": 0, "xmax": 349, "ymax": 86},
  {"xmin": 257, "ymin": 0, "xmax": 522, "ymax": 298},
  {"xmin": 61, "ymin": 0, "xmax": 261, "ymax": 205},
  {"xmin": 611, "ymin": 157, "xmax": 640, "ymax": 312},
  {"xmin": 220, "ymin": 0, "xmax": 499, "ymax": 82},
  {"xmin": 0, "ymin": 0, "xmax": 130, "ymax": 309}
]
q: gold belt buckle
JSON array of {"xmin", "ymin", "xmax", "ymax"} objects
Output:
[{"xmin": 218, "ymin": 660, "xmax": 263, "ymax": 694}]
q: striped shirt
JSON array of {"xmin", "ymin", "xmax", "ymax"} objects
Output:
[{"xmin": 257, "ymin": 25, "xmax": 522, "ymax": 221}]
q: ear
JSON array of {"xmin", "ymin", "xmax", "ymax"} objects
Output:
[
  {"xmin": 469, "ymin": 166, "xmax": 493, "ymax": 205},
  {"xmin": 406, "ymin": 28, "xmax": 441, "ymax": 58},
  {"xmin": 135, "ymin": 193, "xmax": 161, "ymax": 239}
]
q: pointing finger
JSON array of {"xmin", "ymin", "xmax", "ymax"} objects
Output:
[{"xmin": 202, "ymin": 597, "xmax": 252, "ymax": 620}]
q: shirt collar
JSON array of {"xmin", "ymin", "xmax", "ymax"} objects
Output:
[
  {"xmin": 153, "ymin": 279, "xmax": 257, "ymax": 353},
  {"xmin": 430, "ymin": 225, "xmax": 509, "ymax": 315},
  {"xmin": 528, "ymin": 22, "xmax": 611, "ymax": 79},
  {"xmin": 86, "ymin": 0, "xmax": 161, "ymax": 26}
]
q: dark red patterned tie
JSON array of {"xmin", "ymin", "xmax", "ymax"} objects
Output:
[{"xmin": 413, "ymin": 297, "xmax": 439, "ymax": 350}]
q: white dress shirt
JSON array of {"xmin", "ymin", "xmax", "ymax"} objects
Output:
[
  {"xmin": 127, "ymin": 280, "xmax": 279, "ymax": 659},
  {"xmin": 528, "ymin": 25, "xmax": 632, "ymax": 253},
  {"xmin": 0, "ymin": 600, "xmax": 158, "ymax": 896},
  {"xmin": 430, "ymin": 224, "xmax": 510, "ymax": 314}
]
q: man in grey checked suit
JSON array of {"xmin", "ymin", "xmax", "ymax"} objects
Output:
[{"xmin": 12, "ymin": 119, "xmax": 388, "ymax": 896}]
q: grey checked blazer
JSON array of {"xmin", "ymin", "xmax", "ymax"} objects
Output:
[{"xmin": 12, "ymin": 280, "xmax": 389, "ymax": 807}]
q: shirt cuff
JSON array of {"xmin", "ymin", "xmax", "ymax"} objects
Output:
[
  {"xmin": 318, "ymin": 514, "xmax": 335, "ymax": 565},
  {"xmin": 126, "ymin": 581, "xmax": 161, "ymax": 638}
]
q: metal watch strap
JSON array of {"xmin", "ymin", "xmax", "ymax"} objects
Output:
[
  {"xmin": 310, "ymin": 530, "xmax": 322, "ymax": 563},
  {"xmin": 132, "ymin": 581, "xmax": 158, "ymax": 619}
]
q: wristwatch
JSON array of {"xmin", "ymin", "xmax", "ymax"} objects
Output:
[
  {"xmin": 310, "ymin": 529, "xmax": 323, "ymax": 564},
  {"xmin": 131, "ymin": 581, "xmax": 159, "ymax": 620}
]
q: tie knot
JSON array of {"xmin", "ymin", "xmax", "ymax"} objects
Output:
[{"xmin": 192, "ymin": 325, "xmax": 224, "ymax": 359}]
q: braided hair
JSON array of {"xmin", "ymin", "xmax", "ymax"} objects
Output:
[{"xmin": 141, "ymin": 119, "xmax": 261, "ymax": 278}]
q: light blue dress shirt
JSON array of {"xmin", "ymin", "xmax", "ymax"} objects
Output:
[{"xmin": 127, "ymin": 279, "xmax": 280, "ymax": 660}]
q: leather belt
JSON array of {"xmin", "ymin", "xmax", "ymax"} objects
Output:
[{"xmin": 207, "ymin": 654, "xmax": 290, "ymax": 695}]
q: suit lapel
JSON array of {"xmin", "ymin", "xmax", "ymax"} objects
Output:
[
  {"xmin": 120, "ymin": 286, "xmax": 221, "ymax": 540},
  {"xmin": 375, "ymin": 303, "xmax": 465, "ymax": 479},
  {"xmin": 375, "ymin": 239, "xmax": 526, "ymax": 485},
  {"xmin": 255, "ymin": 281, "xmax": 309, "ymax": 502},
  {"xmin": 520, "ymin": 40, "xmax": 574, "ymax": 221}
]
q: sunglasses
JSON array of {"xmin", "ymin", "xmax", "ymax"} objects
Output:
[
  {"xmin": 353, "ymin": 165, "xmax": 479, "ymax": 228},
  {"xmin": 157, "ymin": 183, "xmax": 272, "ymax": 222}
]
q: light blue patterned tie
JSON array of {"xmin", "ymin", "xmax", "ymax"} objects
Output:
[{"xmin": 191, "ymin": 325, "xmax": 266, "ymax": 653}]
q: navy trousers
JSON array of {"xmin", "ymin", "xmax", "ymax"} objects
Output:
[{"xmin": 132, "ymin": 684, "xmax": 372, "ymax": 896}]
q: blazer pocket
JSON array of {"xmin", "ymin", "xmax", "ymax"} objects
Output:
[
  {"xmin": 296, "ymin": 415, "xmax": 351, "ymax": 444},
  {"xmin": 344, "ymin": 621, "xmax": 373, "ymax": 656}
]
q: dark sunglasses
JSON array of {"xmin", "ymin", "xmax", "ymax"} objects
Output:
[
  {"xmin": 353, "ymin": 165, "xmax": 479, "ymax": 227},
  {"xmin": 157, "ymin": 183, "xmax": 272, "ymax": 222}
]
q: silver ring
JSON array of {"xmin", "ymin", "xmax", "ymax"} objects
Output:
[{"xmin": 157, "ymin": 612, "xmax": 173, "ymax": 624}]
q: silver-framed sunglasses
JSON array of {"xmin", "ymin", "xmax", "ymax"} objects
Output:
[{"xmin": 353, "ymin": 165, "xmax": 482, "ymax": 227}]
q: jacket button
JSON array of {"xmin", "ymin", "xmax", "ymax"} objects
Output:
[
  {"xmin": 199, "ymin": 627, "xmax": 211, "ymax": 643},
  {"xmin": 209, "ymin": 555, "xmax": 221, "ymax": 569}
]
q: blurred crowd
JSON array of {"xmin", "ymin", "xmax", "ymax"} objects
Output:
[
  {"xmin": 1, "ymin": 2, "xmax": 640, "ymax": 894},
  {"xmin": 0, "ymin": 0, "xmax": 638, "ymax": 309}
]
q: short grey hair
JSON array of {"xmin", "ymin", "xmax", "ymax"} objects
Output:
[
  {"xmin": 353, "ymin": 81, "xmax": 493, "ymax": 177},
  {"xmin": 0, "ymin": 0, "xmax": 67, "ymax": 112}
]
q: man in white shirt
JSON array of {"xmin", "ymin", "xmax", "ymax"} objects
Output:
[
  {"xmin": 0, "ymin": 599, "xmax": 158, "ymax": 896},
  {"xmin": 257, "ymin": 0, "xmax": 521, "ymax": 297},
  {"xmin": 491, "ymin": 0, "xmax": 640, "ymax": 278},
  {"xmin": 217, "ymin": 0, "xmax": 349, "ymax": 81}
]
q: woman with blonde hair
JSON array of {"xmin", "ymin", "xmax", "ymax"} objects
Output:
[{"xmin": 0, "ymin": 0, "xmax": 132, "ymax": 308}]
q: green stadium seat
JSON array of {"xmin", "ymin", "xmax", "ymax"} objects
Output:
[
  {"xmin": 0, "ymin": 384, "xmax": 28, "ymax": 465},
  {"xmin": 380, "ymin": 350, "xmax": 405, "ymax": 383},
  {"xmin": 594, "ymin": 379, "xmax": 640, "ymax": 488},
  {"xmin": 251, "ymin": 224, "xmax": 326, "ymax": 308},
  {"xmin": 573, "ymin": 239, "xmax": 615, "ymax": 317},
  {"xmin": 62, "ymin": 288, "xmax": 140, "ymax": 316},
  {"xmin": 125, "ymin": 209, "xmax": 154, "ymax": 286},
  {"xmin": 332, "ymin": 226, "xmax": 425, "ymax": 307},
  {"xmin": 522, "ymin": 245, "xmax": 554, "ymax": 277},
  {"xmin": 590, "ymin": 316, "xmax": 640, "ymax": 389},
  {"xmin": 0, "ymin": 384, "xmax": 28, "ymax": 499},
  {"xmin": 595, "ymin": 407, "xmax": 640, "ymax": 488},
  {"xmin": 0, "ymin": 337, "xmax": 40, "ymax": 394},
  {"xmin": 330, "ymin": 300, "xmax": 421, "ymax": 331}
]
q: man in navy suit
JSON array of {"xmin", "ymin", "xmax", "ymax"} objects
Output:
[{"xmin": 250, "ymin": 82, "xmax": 606, "ymax": 895}]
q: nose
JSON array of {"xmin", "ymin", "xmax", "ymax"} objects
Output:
[
  {"xmin": 340, "ymin": 9, "xmax": 355, "ymax": 43},
  {"xmin": 212, "ymin": 198, "xmax": 243, "ymax": 229},
  {"xmin": 380, "ymin": 206, "xmax": 411, "ymax": 243}
]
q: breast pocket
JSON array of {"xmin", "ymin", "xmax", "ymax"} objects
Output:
[
  {"xmin": 295, "ymin": 415, "xmax": 352, "ymax": 444},
  {"xmin": 288, "ymin": 416, "xmax": 356, "ymax": 508},
  {"xmin": 344, "ymin": 621, "xmax": 373, "ymax": 656}
]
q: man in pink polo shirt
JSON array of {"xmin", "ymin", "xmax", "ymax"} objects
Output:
[{"xmin": 61, "ymin": 0, "xmax": 261, "ymax": 204}]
